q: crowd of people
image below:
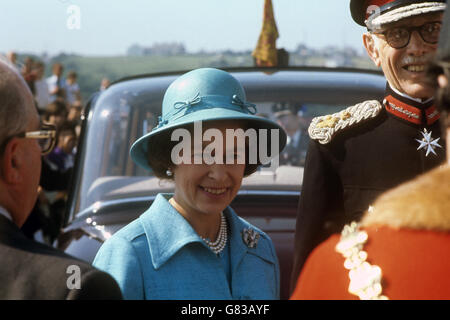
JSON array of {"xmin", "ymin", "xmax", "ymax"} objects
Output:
[
  {"xmin": 4, "ymin": 53, "xmax": 94, "ymax": 244},
  {"xmin": 0, "ymin": 51, "xmax": 122, "ymax": 299},
  {"xmin": 0, "ymin": 0, "xmax": 449, "ymax": 301}
]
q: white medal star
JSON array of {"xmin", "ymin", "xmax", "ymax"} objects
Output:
[{"xmin": 415, "ymin": 129, "xmax": 442, "ymax": 157}]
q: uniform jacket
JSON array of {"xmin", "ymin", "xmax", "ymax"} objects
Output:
[
  {"xmin": 0, "ymin": 215, "xmax": 122, "ymax": 300},
  {"xmin": 291, "ymin": 165, "xmax": 450, "ymax": 300},
  {"xmin": 93, "ymin": 193, "xmax": 280, "ymax": 300},
  {"xmin": 291, "ymin": 84, "xmax": 446, "ymax": 290}
]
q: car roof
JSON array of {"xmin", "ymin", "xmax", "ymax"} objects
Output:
[
  {"xmin": 112, "ymin": 66, "xmax": 383, "ymax": 86},
  {"xmin": 103, "ymin": 67, "xmax": 386, "ymax": 106}
]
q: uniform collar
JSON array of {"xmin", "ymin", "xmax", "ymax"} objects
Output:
[
  {"xmin": 383, "ymin": 84, "xmax": 440, "ymax": 126},
  {"xmin": 139, "ymin": 193, "xmax": 275, "ymax": 270}
]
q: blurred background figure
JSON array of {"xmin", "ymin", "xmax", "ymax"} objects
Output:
[
  {"xmin": 65, "ymin": 71, "xmax": 81, "ymax": 108},
  {"xmin": 272, "ymin": 102, "xmax": 309, "ymax": 166},
  {"xmin": 43, "ymin": 101, "xmax": 68, "ymax": 130},
  {"xmin": 21, "ymin": 57, "xmax": 36, "ymax": 95},
  {"xmin": 67, "ymin": 101, "xmax": 83, "ymax": 138},
  {"xmin": 47, "ymin": 62, "xmax": 65, "ymax": 102},
  {"xmin": 100, "ymin": 77, "xmax": 110, "ymax": 91},
  {"xmin": 6, "ymin": 51, "xmax": 18, "ymax": 71},
  {"xmin": 46, "ymin": 122, "xmax": 77, "ymax": 172},
  {"xmin": 33, "ymin": 61, "xmax": 50, "ymax": 114},
  {"xmin": 41, "ymin": 122, "xmax": 77, "ymax": 243},
  {"xmin": 23, "ymin": 122, "xmax": 76, "ymax": 244}
]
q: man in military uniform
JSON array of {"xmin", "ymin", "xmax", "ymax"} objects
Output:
[
  {"xmin": 291, "ymin": 0, "xmax": 447, "ymax": 291},
  {"xmin": 291, "ymin": 10, "xmax": 450, "ymax": 299},
  {"xmin": 272, "ymin": 102, "xmax": 310, "ymax": 166}
]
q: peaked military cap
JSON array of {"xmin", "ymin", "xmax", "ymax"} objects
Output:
[{"xmin": 350, "ymin": 0, "xmax": 446, "ymax": 30}]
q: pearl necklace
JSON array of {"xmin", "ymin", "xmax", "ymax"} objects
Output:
[{"xmin": 202, "ymin": 213, "xmax": 228, "ymax": 255}]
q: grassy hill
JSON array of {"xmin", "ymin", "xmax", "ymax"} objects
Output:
[
  {"xmin": 47, "ymin": 54, "xmax": 254, "ymax": 101},
  {"xmin": 40, "ymin": 53, "xmax": 376, "ymax": 103}
]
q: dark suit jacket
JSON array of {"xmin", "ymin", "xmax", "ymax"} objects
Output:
[{"xmin": 0, "ymin": 215, "xmax": 123, "ymax": 300}]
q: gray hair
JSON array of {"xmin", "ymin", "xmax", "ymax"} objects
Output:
[{"xmin": 0, "ymin": 55, "xmax": 31, "ymax": 148}]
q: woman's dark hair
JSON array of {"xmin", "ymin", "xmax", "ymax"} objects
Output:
[{"xmin": 146, "ymin": 121, "xmax": 260, "ymax": 180}]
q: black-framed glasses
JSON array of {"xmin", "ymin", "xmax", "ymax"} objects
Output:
[
  {"xmin": 0, "ymin": 123, "xmax": 56, "ymax": 155},
  {"xmin": 375, "ymin": 22, "xmax": 442, "ymax": 49}
]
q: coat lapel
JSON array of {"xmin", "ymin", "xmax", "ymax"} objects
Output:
[
  {"xmin": 225, "ymin": 207, "xmax": 276, "ymax": 274},
  {"xmin": 139, "ymin": 193, "xmax": 205, "ymax": 270},
  {"xmin": 226, "ymin": 207, "xmax": 249, "ymax": 276},
  {"xmin": 139, "ymin": 194, "xmax": 233, "ymax": 298},
  {"xmin": 138, "ymin": 195, "xmax": 277, "ymax": 299}
]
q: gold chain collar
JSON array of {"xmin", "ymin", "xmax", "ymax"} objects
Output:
[{"xmin": 335, "ymin": 222, "xmax": 389, "ymax": 300}]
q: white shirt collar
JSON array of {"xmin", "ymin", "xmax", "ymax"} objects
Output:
[
  {"xmin": 0, "ymin": 205, "xmax": 12, "ymax": 222},
  {"xmin": 389, "ymin": 83, "xmax": 434, "ymax": 104}
]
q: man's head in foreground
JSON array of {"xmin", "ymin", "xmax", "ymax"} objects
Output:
[{"xmin": 0, "ymin": 58, "xmax": 46, "ymax": 227}]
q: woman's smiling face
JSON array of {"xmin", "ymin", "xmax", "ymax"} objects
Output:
[{"xmin": 172, "ymin": 121, "xmax": 246, "ymax": 218}]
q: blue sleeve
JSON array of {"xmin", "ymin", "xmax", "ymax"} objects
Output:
[{"xmin": 93, "ymin": 235, "xmax": 144, "ymax": 300}]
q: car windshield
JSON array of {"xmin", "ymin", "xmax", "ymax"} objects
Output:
[{"xmin": 73, "ymin": 69, "xmax": 384, "ymax": 217}]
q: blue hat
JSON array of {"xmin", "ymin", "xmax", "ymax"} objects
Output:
[{"xmin": 130, "ymin": 68, "xmax": 287, "ymax": 171}]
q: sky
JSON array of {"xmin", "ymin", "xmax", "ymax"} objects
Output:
[{"xmin": 0, "ymin": 0, "xmax": 368, "ymax": 56}]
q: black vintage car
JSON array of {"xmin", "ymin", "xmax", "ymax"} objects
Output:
[{"xmin": 58, "ymin": 67, "xmax": 385, "ymax": 299}]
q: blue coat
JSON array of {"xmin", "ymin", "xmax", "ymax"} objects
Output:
[{"xmin": 93, "ymin": 193, "xmax": 280, "ymax": 300}]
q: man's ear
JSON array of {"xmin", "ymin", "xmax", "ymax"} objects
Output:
[
  {"xmin": 363, "ymin": 33, "xmax": 381, "ymax": 67},
  {"xmin": 1, "ymin": 139, "xmax": 23, "ymax": 184}
]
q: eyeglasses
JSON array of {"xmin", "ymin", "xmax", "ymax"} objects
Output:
[
  {"xmin": 375, "ymin": 22, "xmax": 442, "ymax": 49},
  {"xmin": 0, "ymin": 123, "xmax": 56, "ymax": 156}
]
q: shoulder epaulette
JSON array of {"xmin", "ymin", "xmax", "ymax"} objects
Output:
[{"xmin": 308, "ymin": 100, "xmax": 383, "ymax": 144}]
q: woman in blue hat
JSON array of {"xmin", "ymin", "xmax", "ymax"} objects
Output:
[{"xmin": 93, "ymin": 68, "xmax": 286, "ymax": 300}]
